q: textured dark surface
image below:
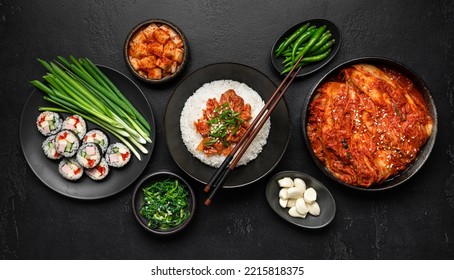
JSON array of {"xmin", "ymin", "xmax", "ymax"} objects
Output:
[{"xmin": 1, "ymin": 0, "xmax": 453, "ymax": 260}]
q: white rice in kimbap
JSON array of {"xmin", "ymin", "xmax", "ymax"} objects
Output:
[
  {"xmin": 54, "ymin": 129, "xmax": 80, "ymax": 157},
  {"xmin": 76, "ymin": 142, "xmax": 102, "ymax": 169},
  {"xmin": 105, "ymin": 142, "xmax": 131, "ymax": 168},
  {"xmin": 62, "ymin": 114, "xmax": 87, "ymax": 139},
  {"xmin": 85, "ymin": 158, "xmax": 109, "ymax": 181},
  {"xmin": 36, "ymin": 111, "xmax": 62, "ymax": 136},
  {"xmin": 83, "ymin": 129, "xmax": 109, "ymax": 153},
  {"xmin": 42, "ymin": 135, "xmax": 63, "ymax": 160},
  {"xmin": 58, "ymin": 158, "xmax": 83, "ymax": 181}
]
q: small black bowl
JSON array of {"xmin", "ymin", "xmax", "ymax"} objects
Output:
[
  {"xmin": 132, "ymin": 171, "xmax": 196, "ymax": 235},
  {"xmin": 270, "ymin": 18, "xmax": 341, "ymax": 77},
  {"xmin": 124, "ymin": 19, "xmax": 189, "ymax": 84},
  {"xmin": 302, "ymin": 57, "xmax": 438, "ymax": 191}
]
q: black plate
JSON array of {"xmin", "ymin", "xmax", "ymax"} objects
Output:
[
  {"xmin": 302, "ymin": 57, "xmax": 438, "ymax": 191},
  {"xmin": 265, "ymin": 171, "xmax": 336, "ymax": 229},
  {"xmin": 20, "ymin": 65, "xmax": 156, "ymax": 199},
  {"xmin": 270, "ymin": 18, "xmax": 341, "ymax": 77},
  {"xmin": 165, "ymin": 63, "xmax": 290, "ymax": 188}
]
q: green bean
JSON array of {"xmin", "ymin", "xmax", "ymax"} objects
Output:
[
  {"xmin": 307, "ymin": 31, "xmax": 331, "ymax": 54},
  {"xmin": 307, "ymin": 39, "xmax": 335, "ymax": 56},
  {"xmin": 290, "ymin": 26, "xmax": 316, "ymax": 61},
  {"xmin": 281, "ymin": 48, "xmax": 332, "ymax": 74},
  {"xmin": 275, "ymin": 23, "xmax": 310, "ymax": 57},
  {"xmin": 293, "ymin": 25, "xmax": 326, "ymax": 64}
]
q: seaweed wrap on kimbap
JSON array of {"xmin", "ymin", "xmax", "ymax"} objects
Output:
[
  {"xmin": 85, "ymin": 158, "xmax": 109, "ymax": 181},
  {"xmin": 83, "ymin": 129, "xmax": 109, "ymax": 153},
  {"xmin": 54, "ymin": 129, "xmax": 80, "ymax": 157},
  {"xmin": 62, "ymin": 114, "xmax": 87, "ymax": 139},
  {"xmin": 36, "ymin": 111, "xmax": 62, "ymax": 136},
  {"xmin": 42, "ymin": 135, "xmax": 63, "ymax": 160},
  {"xmin": 105, "ymin": 142, "xmax": 131, "ymax": 168},
  {"xmin": 58, "ymin": 158, "xmax": 83, "ymax": 181},
  {"xmin": 76, "ymin": 142, "xmax": 102, "ymax": 169}
]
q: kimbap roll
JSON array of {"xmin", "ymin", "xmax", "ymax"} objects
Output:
[
  {"xmin": 76, "ymin": 142, "xmax": 102, "ymax": 169},
  {"xmin": 85, "ymin": 158, "xmax": 109, "ymax": 181},
  {"xmin": 42, "ymin": 135, "xmax": 63, "ymax": 160},
  {"xmin": 83, "ymin": 129, "xmax": 109, "ymax": 153},
  {"xmin": 54, "ymin": 129, "xmax": 80, "ymax": 157},
  {"xmin": 58, "ymin": 158, "xmax": 83, "ymax": 181},
  {"xmin": 36, "ymin": 111, "xmax": 62, "ymax": 136},
  {"xmin": 105, "ymin": 142, "xmax": 131, "ymax": 168},
  {"xmin": 62, "ymin": 114, "xmax": 87, "ymax": 139}
]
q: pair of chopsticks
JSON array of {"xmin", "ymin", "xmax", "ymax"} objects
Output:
[{"xmin": 203, "ymin": 55, "xmax": 306, "ymax": 206}]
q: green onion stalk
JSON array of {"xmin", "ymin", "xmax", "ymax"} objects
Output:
[{"xmin": 30, "ymin": 56, "xmax": 152, "ymax": 161}]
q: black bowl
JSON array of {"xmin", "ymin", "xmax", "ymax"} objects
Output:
[
  {"xmin": 302, "ymin": 57, "xmax": 438, "ymax": 191},
  {"xmin": 132, "ymin": 171, "xmax": 196, "ymax": 235},
  {"xmin": 270, "ymin": 18, "xmax": 341, "ymax": 77},
  {"xmin": 124, "ymin": 19, "xmax": 189, "ymax": 84}
]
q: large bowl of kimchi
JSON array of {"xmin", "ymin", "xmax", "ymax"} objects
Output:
[{"xmin": 302, "ymin": 57, "xmax": 437, "ymax": 191}]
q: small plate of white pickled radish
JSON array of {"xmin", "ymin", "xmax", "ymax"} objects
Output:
[{"xmin": 265, "ymin": 170, "xmax": 336, "ymax": 229}]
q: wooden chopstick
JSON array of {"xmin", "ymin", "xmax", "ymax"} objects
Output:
[{"xmin": 204, "ymin": 57, "xmax": 305, "ymax": 206}]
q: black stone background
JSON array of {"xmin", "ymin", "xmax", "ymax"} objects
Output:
[{"xmin": 1, "ymin": 0, "xmax": 453, "ymax": 259}]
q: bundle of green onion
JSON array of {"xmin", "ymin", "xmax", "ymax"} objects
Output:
[{"xmin": 30, "ymin": 56, "xmax": 152, "ymax": 161}]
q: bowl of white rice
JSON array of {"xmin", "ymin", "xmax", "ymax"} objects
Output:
[{"xmin": 165, "ymin": 63, "xmax": 290, "ymax": 188}]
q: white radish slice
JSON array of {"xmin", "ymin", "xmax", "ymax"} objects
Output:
[
  {"xmin": 287, "ymin": 199, "xmax": 296, "ymax": 207},
  {"xmin": 288, "ymin": 206, "xmax": 307, "ymax": 218},
  {"xmin": 295, "ymin": 198, "xmax": 309, "ymax": 215},
  {"xmin": 279, "ymin": 198, "xmax": 288, "ymax": 208},
  {"xmin": 277, "ymin": 177, "xmax": 294, "ymax": 188},
  {"xmin": 307, "ymin": 201, "xmax": 321, "ymax": 216},
  {"xmin": 287, "ymin": 187, "xmax": 303, "ymax": 199},
  {"xmin": 279, "ymin": 188, "xmax": 288, "ymax": 200},
  {"xmin": 304, "ymin": 187, "xmax": 317, "ymax": 203},
  {"xmin": 293, "ymin": 178, "xmax": 306, "ymax": 193}
]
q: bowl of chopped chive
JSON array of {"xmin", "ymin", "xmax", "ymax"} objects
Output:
[{"xmin": 132, "ymin": 171, "xmax": 195, "ymax": 235}]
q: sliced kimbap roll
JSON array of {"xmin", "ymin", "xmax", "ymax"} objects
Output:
[
  {"xmin": 42, "ymin": 135, "xmax": 63, "ymax": 160},
  {"xmin": 54, "ymin": 129, "xmax": 80, "ymax": 157},
  {"xmin": 85, "ymin": 158, "xmax": 109, "ymax": 181},
  {"xmin": 36, "ymin": 111, "xmax": 62, "ymax": 136},
  {"xmin": 83, "ymin": 129, "xmax": 109, "ymax": 153},
  {"xmin": 58, "ymin": 158, "xmax": 83, "ymax": 181},
  {"xmin": 62, "ymin": 114, "xmax": 87, "ymax": 139},
  {"xmin": 76, "ymin": 142, "xmax": 102, "ymax": 169},
  {"xmin": 105, "ymin": 142, "xmax": 131, "ymax": 168}
]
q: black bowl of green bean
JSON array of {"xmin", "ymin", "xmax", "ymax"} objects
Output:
[
  {"xmin": 271, "ymin": 18, "xmax": 341, "ymax": 77},
  {"xmin": 132, "ymin": 171, "xmax": 196, "ymax": 235}
]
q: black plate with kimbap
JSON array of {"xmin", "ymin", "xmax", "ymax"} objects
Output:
[{"xmin": 20, "ymin": 65, "xmax": 156, "ymax": 199}]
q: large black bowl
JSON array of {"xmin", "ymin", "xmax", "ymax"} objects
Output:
[
  {"xmin": 301, "ymin": 57, "xmax": 438, "ymax": 191},
  {"xmin": 165, "ymin": 63, "xmax": 290, "ymax": 188}
]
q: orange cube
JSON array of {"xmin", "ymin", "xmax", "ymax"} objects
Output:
[
  {"xmin": 174, "ymin": 48, "xmax": 184, "ymax": 63},
  {"xmin": 142, "ymin": 23, "xmax": 159, "ymax": 40},
  {"xmin": 155, "ymin": 56, "xmax": 173, "ymax": 71},
  {"xmin": 139, "ymin": 56, "xmax": 157, "ymax": 70},
  {"xmin": 147, "ymin": 68, "xmax": 162, "ymax": 80},
  {"xmin": 147, "ymin": 42, "xmax": 163, "ymax": 56},
  {"xmin": 152, "ymin": 28, "xmax": 170, "ymax": 45},
  {"xmin": 129, "ymin": 43, "xmax": 148, "ymax": 59},
  {"xmin": 163, "ymin": 40, "xmax": 177, "ymax": 60}
]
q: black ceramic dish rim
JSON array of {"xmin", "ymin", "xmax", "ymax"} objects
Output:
[
  {"xmin": 123, "ymin": 18, "xmax": 189, "ymax": 84},
  {"xmin": 132, "ymin": 171, "xmax": 196, "ymax": 235},
  {"xmin": 301, "ymin": 56, "xmax": 438, "ymax": 192}
]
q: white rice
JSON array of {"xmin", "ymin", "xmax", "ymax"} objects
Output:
[{"xmin": 180, "ymin": 80, "xmax": 271, "ymax": 168}]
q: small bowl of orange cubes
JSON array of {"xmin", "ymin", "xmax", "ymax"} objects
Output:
[{"xmin": 124, "ymin": 19, "xmax": 188, "ymax": 83}]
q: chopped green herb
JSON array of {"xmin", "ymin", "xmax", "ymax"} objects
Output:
[
  {"xmin": 139, "ymin": 178, "xmax": 190, "ymax": 230},
  {"xmin": 205, "ymin": 102, "xmax": 244, "ymax": 147}
]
